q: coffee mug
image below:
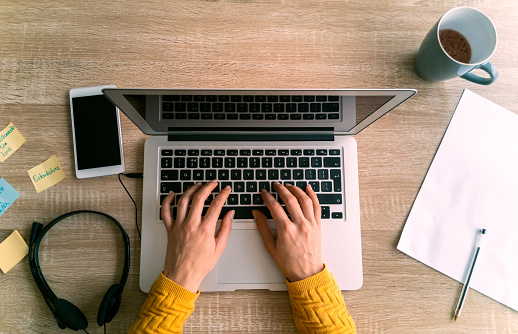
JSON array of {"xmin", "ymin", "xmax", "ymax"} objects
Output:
[{"xmin": 416, "ymin": 7, "xmax": 498, "ymax": 85}]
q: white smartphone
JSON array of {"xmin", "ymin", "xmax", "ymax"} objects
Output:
[{"xmin": 69, "ymin": 85, "xmax": 125, "ymax": 179}]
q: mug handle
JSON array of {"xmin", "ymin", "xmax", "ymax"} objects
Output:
[{"xmin": 461, "ymin": 62, "xmax": 498, "ymax": 85}]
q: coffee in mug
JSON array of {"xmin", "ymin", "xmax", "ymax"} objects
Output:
[{"xmin": 439, "ymin": 29, "xmax": 471, "ymax": 64}]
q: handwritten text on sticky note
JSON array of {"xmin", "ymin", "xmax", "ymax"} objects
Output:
[
  {"xmin": 28, "ymin": 155, "xmax": 66, "ymax": 193},
  {"xmin": 0, "ymin": 230, "xmax": 29, "ymax": 274},
  {"xmin": 0, "ymin": 123, "xmax": 26, "ymax": 162},
  {"xmin": 0, "ymin": 178, "xmax": 20, "ymax": 218}
]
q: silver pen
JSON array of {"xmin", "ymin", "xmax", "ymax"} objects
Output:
[{"xmin": 453, "ymin": 229, "xmax": 486, "ymax": 322}]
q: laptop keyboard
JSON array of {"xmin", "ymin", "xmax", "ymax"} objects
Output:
[
  {"xmin": 159, "ymin": 148, "xmax": 345, "ymax": 221},
  {"xmin": 161, "ymin": 95, "xmax": 341, "ymax": 121}
]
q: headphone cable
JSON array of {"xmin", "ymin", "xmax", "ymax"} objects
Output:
[{"xmin": 118, "ymin": 173, "xmax": 143, "ymax": 240}]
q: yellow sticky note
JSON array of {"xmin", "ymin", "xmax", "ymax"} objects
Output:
[
  {"xmin": 0, "ymin": 230, "xmax": 29, "ymax": 273},
  {"xmin": 0, "ymin": 122, "xmax": 26, "ymax": 162},
  {"xmin": 28, "ymin": 155, "xmax": 66, "ymax": 193}
]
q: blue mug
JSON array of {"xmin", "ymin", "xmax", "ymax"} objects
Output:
[{"xmin": 416, "ymin": 7, "xmax": 498, "ymax": 85}]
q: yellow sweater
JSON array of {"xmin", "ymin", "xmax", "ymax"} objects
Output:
[{"xmin": 129, "ymin": 266, "xmax": 356, "ymax": 333}]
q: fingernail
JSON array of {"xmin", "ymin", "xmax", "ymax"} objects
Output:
[
  {"xmin": 211, "ymin": 179, "xmax": 218, "ymax": 183},
  {"xmin": 230, "ymin": 210, "xmax": 235, "ymax": 219},
  {"xmin": 251, "ymin": 210, "xmax": 257, "ymax": 219},
  {"xmin": 261, "ymin": 188, "xmax": 267, "ymax": 193},
  {"xmin": 274, "ymin": 181, "xmax": 280, "ymax": 185},
  {"xmin": 307, "ymin": 184, "xmax": 312, "ymax": 191},
  {"xmin": 168, "ymin": 191, "xmax": 173, "ymax": 195},
  {"xmin": 224, "ymin": 185, "xmax": 231, "ymax": 190}
]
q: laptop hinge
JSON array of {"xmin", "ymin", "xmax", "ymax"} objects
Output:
[{"xmin": 167, "ymin": 127, "xmax": 334, "ymax": 141}]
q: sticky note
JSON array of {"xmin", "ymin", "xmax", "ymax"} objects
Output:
[
  {"xmin": 0, "ymin": 230, "xmax": 29, "ymax": 273},
  {"xmin": 0, "ymin": 122, "xmax": 26, "ymax": 162},
  {"xmin": 0, "ymin": 178, "xmax": 20, "ymax": 218},
  {"xmin": 28, "ymin": 155, "xmax": 66, "ymax": 193}
]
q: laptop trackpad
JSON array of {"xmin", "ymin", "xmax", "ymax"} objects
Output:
[{"xmin": 217, "ymin": 230, "xmax": 285, "ymax": 284}]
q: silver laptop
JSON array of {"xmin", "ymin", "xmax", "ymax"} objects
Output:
[{"xmin": 103, "ymin": 88, "xmax": 416, "ymax": 292}]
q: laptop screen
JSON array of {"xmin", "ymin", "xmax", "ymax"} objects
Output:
[{"xmin": 103, "ymin": 89, "xmax": 416, "ymax": 135}]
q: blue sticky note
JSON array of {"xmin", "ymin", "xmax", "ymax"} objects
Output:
[{"xmin": 0, "ymin": 178, "xmax": 20, "ymax": 218}]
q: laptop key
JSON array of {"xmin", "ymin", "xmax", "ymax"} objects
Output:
[
  {"xmin": 183, "ymin": 182, "xmax": 195, "ymax": 192},
  {"xmin": 309, "ymin": 181, "xmax": 320, "ymax": 192},
  {"xmin": 318, "ymin": 169, "xmax": 329, "ymax": 180},
  {"xmin": 321, "ymin": 181, "xmax": 332, "ymax": 192},
  {"xmin": 321, "ymin": 206, "xmax": 330, "ymax": 219},
  {"xmin": 240, "ymin": 194, "xmax": 252, "ymax": 205},
  {"xmin": 234, "ymin": 182, "xmax": 245, "ymax": 192},
  {"xmin": 205, "ymin": 169, "xmax": 217, "ymax": 180},
  {"xmin": 161, "ymin": 170, "xmax": 178, "ymax": 180},
  {"xmin": 227, "ymin": 194, "xmax": 239, "ymax": 205},
  {"xmin": 316, "ymin": 194, "xmax": 343, "ymax": 204},
  {"xmin": 246, "ymin": 182, "xmax": 258, "ymax": 192},
  {"xmin": 324, "ymin": 157, "xmax": 341, "ymax": 167},
  {"xmin": 218, "ymin": 170, "xmax": 229, "ymax": 180},
  {"xmin": 161, "ymin": 158, "xmax": 172, "ymax": 168},
  {"xmin": 161, "ymin": 182, "xmax": 181, "ymax": 194},
  {"xmin": 180, "ymin": 170, "xmax": 191, "ymax": 180},
  {"xmin": 231, "ymin": 169, "xmax": 242, "ymax": 180},
  {"xmin": 253, "ymin": 194, "xmax": 264, "ymax": 205},
  {"xmin": 173, "ymin": 158, "xmax": 185, "ymax": 168},
  {"xmin": 237, "ymin": 157, "xmax": 248, "ymax": 168},
  {"xmin": 201, "ymin": 206, "xmax": 273, "ymax": 220},
  {"xmin": 200, "ymin": 157, "xmax": 210, "ymax": 168}
]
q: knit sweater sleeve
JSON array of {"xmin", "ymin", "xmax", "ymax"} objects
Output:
[
  {"xmin": 286, "ymin": 265, "xmax": 356, "ymax": 334},
  {"xmin": 128, "ymin": 272, "xmax": 199, "ymax": 334}
]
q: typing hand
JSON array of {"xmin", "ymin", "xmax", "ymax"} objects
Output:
[
  {"xmin": 253, "ymin": 182, "xmax": 324, "ymax": 282},
  {"xmin": 161, "ymin": 180, "xmax": 234, "ymax": 293}
]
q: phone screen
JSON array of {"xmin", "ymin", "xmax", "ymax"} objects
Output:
[{"xmin": 72, "ymin": 95, "xmax": 122, "ymax": 170}]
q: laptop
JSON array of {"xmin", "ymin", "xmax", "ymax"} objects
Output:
[{"xmin": 103, "ymin": 88, "xmax": 416, "ymax": 292}]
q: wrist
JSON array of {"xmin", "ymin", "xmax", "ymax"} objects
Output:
[
  {"xmin": 285, "ymin": 263, "xmax": 325, "ymax": 282},
  {"xmin": 163, "ymin": 270, "xmax": 202, "ymax": 293}
]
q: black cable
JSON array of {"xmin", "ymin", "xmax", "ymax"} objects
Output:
[{"xmin": 118, "ymin": 173, "xmax": 143, "ymax": 240}]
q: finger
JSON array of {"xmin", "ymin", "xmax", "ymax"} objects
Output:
[
  {"xmin": 273, "ymin": 182, "xmax": 305, "ymax": 222},
  {"xmin": 260, "ymin": 187, "xmax": 290, "ymax": 230},
  {"xmin": 285, "ymin": 184, "xmax": 314, "ymax": 219},
  {"xmin": 161, "ymin": 191, "xmax": 176, "ymax": 230},
  {"xmin": 176, "ymin": 182, "xmax": 203, "ymax": 223},
  {"xmin": 215, "ymin": 209, "xmax": 234, "ymax": 255},
  {"xmin": 203, "ymin": 185, "xmax": 232, "ymax": 225},
  {"xmin": 252, "ymin": 210, "xmax": 276, "ymax": 257},
  {"xmin": 186, "ymin": 180, "xmax": 219, "ymax": 221},
  {"xmin": 305, "ymin": 184, "xmax": 321, "ymax": 226}
]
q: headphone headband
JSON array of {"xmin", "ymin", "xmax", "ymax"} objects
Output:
[{"xmin": 28, "ymin": 210, "xmax": 130, "ymax": 330}]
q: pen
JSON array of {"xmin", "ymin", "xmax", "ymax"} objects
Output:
[{"xmin": 453, "ymin": 228, "xmax": 486, "ymax": 322}]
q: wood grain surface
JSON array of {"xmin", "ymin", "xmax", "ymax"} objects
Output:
[{"xmin": 1, "ymin": 0, "xmax": 517, "ymax": 333}]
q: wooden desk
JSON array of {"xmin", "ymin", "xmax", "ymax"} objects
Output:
[{"xmin": 1, "ymin": 1, "xmax": 517, "ymax": 332}]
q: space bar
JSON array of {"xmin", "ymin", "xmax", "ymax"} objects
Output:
[{"xmin": 202, "ymin": 206, "xmax": 273, "ymax": 220}]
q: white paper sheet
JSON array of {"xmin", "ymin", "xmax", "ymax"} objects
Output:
[{"xmin": 397, "ymin": 89, "xmax": 518, "ymax": 311}]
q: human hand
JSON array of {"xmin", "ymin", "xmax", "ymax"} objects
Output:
[
  {"xmin": 161, "ymin": 180, "xmax": 234, "ymax": 293},
  {"xmin": 253, "ymin": 182, "xmax": 324, "ymax": 282}
]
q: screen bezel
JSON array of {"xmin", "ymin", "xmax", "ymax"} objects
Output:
[
  {"xmin": 70, "ymin": 85, "xmax": 125, "ymax": 179},
  {"xmin": 102, "ymin": 88, "xmax": 416, "ymax": 136}
]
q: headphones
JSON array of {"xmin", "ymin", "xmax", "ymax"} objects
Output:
[{"xmin": 28, "ymin": 210, "xmax": 130, "ymax": 332}]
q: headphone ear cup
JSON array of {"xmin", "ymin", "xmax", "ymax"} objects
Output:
[
  {"xmin": 53, "ymin": 298, "xmax": 88, "ymax": 331},
  {"xmin": 97, "ymin": 284, "xmax": 122, "ymax": 326}
]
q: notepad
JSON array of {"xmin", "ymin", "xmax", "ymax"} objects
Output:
[
  {"xmin": 397, "ymin": 89, "xmax": 518, "ymax": 311},
  {"xmin": 0, "ymin": 230, "xmax": 29, "ymax": 273},
  {"xmin": 0, "ymin": 178, "xmax": 20, "ymax": 218},
  {"xmin": 0, "ymin": 122, "xmax": 26, "ymax": 162},
  {"xmin": 28, "ymin": 155, "xmax": 66, "ymax": 193}
]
